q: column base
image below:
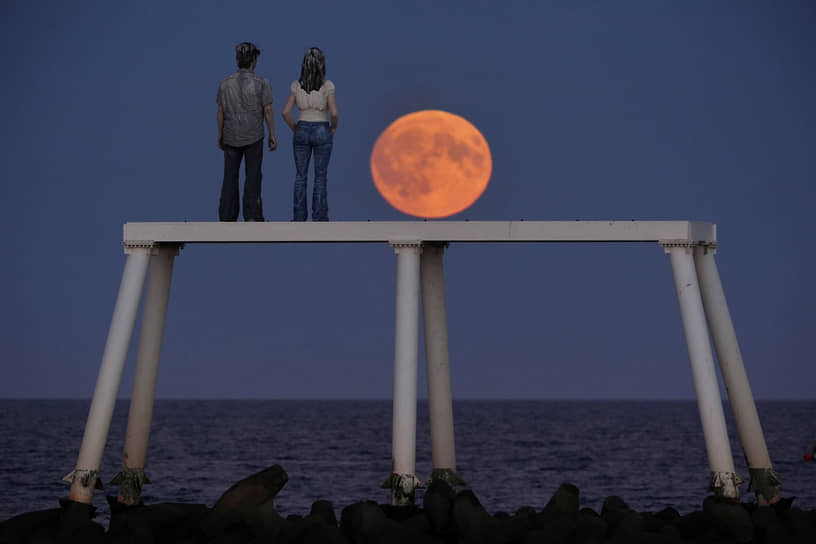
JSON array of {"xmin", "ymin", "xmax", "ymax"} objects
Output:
[
  {"xmin": 428, "ymin": 468, "xmax": 466, "ymax": 487},
  {"xmin": 63, "ymin": 469, "xmax": 104, "ymax": 490},
  {"xmin": 748, "ymin": 467, "xmax": 781, "ymax": 505},
  {"xmin": 381, "ymin": 473, "xmax": 423, "ymax": 506},
  {"xmin": 56, "ymin": 498, "xmax": 104, "ymax": 541},
  {"xmin": 709, "ymin": 471, "xmax": 744, "ymax": 499},
  {"xmin": 111, "ymin": 467, "xmax": 151, "ymax": 505}
]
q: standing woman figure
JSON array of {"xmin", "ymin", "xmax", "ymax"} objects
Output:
[{"xmin": 282, "ymin": 47, "xmax": 339, "ymax": 221}]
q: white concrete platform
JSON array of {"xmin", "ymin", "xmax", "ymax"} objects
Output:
[
  {"xmin": 71, "ymin": 216, "xmax": 779, "ymax": 508},
  {"xmin": 123, "ymin": 220, "xmax": 716, "ymax": 245}
]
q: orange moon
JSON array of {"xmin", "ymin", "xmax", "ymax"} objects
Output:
[{"xmin": 370, "ymin": 110, "xmax": 492, "ymax": 218}]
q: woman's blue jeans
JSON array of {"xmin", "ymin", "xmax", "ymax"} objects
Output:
[{"xmin": 292, "ymin": 121, "xmax": 333, "ymax": 221}]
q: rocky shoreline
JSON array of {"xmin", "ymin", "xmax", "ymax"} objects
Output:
[{"xmin": 1, "ymin": 465, "xmax": 814, "ymax": 543}]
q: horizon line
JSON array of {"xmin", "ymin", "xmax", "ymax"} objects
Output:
[{"xmin": 0, "ymin": 396, "xmax": 813, "ymax": 402}]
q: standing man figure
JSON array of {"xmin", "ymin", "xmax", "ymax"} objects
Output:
[{"xmin": 217, "ymin": 42, "xmax": 278, "ymax": 221}]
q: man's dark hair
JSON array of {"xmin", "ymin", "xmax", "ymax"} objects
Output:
[{"xmin": 236, "ymin": 42, "xmax": 260, "ymax": 69}]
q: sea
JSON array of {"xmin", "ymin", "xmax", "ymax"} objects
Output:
[{"xmin": 1, "ymin": 399, "xmax": 814, "ymax": 526}]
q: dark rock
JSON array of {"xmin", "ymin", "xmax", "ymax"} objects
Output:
[
  {"xmin": 206, "ymin": 523, "xmax": 253, "ymax": 544},
  {"xmin": 702, "ymin": 495, "xmax": 753, "ymax": 544},
  {"xmin": 530, "ymin": 510, "xmax": 576, "ymax": 544},
  {"xmin": 502, "ymin": 506, "xmax": 535, "ymax": 542},
  {"xmin": 380, "ymin": 503, "xmax": 421, "ymax": 522},
  {"xmin": 658, "ymin": 523, "xmax": 684, "ymax": 544},
  {"xmin": 451, "ymin": 490, "xmax": 492, "ymax": 543},
  {"xmin": 201, "ymin": 465, "xmax": 288, "ymax": 538},
  {"xmin": 519, "ymin": 529, "xmax": 552, "ymax": 544},
  {"xmin": 310, "ymin": 500, "xmax": 338, "ymax": 527},
  {"xmin": 762, "ymin": 520, "xmax": 791, "ymax": 544},
  {"xmin": 676, "ymin": 510, "xmax": 711, "ymax": 540},
  {"xmin": 600, "ymin": 496, "xmax": 643, "ymax": 543},
  {"xmin": 751, "ymin": 505, "xmax": 777, "ymax": 531},
  {"xmin": 654, "ymin": 506, "xmax": 680, "ymax": 524},
  {"xmin": 641, "ymin": 511, "xmax": 672, "ymax": 534},
  {"xmin": 634, "ymin": 531, "xmax": 683, "ymax": 544},
  {"xmin": 613, "ymin": 510, "xmax": 645, "ymax": 542},
  {"xmin": 66, "ymin": 520, "xmax": 106, "ymax": 543},
  {"xmin": 246, "ymin": 499, "xmax": 286, "ymax": 539},
  {"xmin": 783, "ymin": 507, "xmax": 816, "ymax": 544},
  {"xmin": 6, "ymin": 481, "xmax": 816, "ymax": 544},
  {"xmin": 600, "ymin": 495, "xmax": 631, "ymax": 530},
  {"xmin": 423, "ymin": 479, "xmax": 455, "ymax": 535},
  {"xmin": 515, "ymin": 506, "xmax": 536, "ymax": 518},
  {"xmin": 56, "ymin": 498, "xmax": 104, "ymax": 544},
  {"xmin": 772, "ymin": 496, "xmax": 796, "ymax": 514},
  {"xmin": 543, "ymin": 483, "xmax": 580, "ymax": 515},
  {"xmin": 0, "ymin": 507, "xmax": 62, "ymax": 543},
  {"xmin": 781, "ymin": 506, "xmax": 816, "ymax": 534},
  {"xmin": 511, "ymin": 507, "xmax": 536, "ymax": 530},
  {"xmin": 379, "ymin": 517, "xmax": 440, "ymax": 544},
  {"xmin": 451, "ymin": 489, "xmax": 490, "ymax": 540},
  {"xmin": 579, "ymin": 506, "xmax": 598, "ymax": 516},
  {"xmin": 275, "ymin": 515, "xmax": 304, "ymax": 544},
  {"xmin": 489, "ymin": 512, "xmax": 531, "ymax": 544},
  {"xmin": 298, "ymin": 518, "xmax": 347, "ymax": 544},
  {"xmin": 105, "ymin": 499, "xmax": 208, "ymax": 544},
  {"xmin": 339, "ymin": 500, "xmax": 387, "ymax": 542},
  {"xmin": 574, "ymin": 507, "xmax": 607, "ymax": 544},
  {"xmin": 402, "ymin": 511, "xmax": 431, "ymax": 534}
]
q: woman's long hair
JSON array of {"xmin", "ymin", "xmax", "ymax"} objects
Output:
[{"xmin": 299, "ymin": 47, "xmax": 326, "ymax": 93}]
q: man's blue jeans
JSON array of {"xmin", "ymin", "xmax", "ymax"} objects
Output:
[{"xmin": 293, "ymin": 121, "xmax": 333, "ymax": 221}]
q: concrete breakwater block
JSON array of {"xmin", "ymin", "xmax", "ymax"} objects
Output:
[
  {"xmin": 200, "ymin": 464, "xmax": 289, "ymax": 539},
  {"xmin": 423, "ymin": 478, "xmax": 456, "ymax": 535},
  {"xmin": 106, "ymin": 498, "xmax": 209, "ymax": 543},
  {"xmin": 0, "ymin": 499, "xmax": 105, "ymax": 544},
  {"xmin": 2, "ymin": 470, "xmax": 816, "ymax": 543}
]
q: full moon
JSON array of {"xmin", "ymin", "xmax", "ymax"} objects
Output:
[{"xmin": 370, "ymin": 110, "xmax": 492, "ymax": 218}]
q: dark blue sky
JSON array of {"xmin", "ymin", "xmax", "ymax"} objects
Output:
[{"xmin": 1, "ymin": 1, "xmax": 813, "ymax": 400}]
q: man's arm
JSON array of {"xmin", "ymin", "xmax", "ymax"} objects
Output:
[
  {"xmin": 217, "ymin": 104, "xmax": 224, "ymax": 150},
  {"xmin": 264, "ymin": 104, "xmax": 278, "ymax": 151}
]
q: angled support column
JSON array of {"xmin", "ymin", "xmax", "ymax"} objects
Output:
[
  {"xmin": 383, "ymin": 241, "xmax": 423, "ymax": 506},
  {"xmin": 663, "ymin": 242, "xmax": 742, "ymax": 499},
  {"xmin": 113, "ymin": 245, "xmax": 180, "ymax": 505},
  {"xmin": 693, "ymin": 245, "xmax": 780, "ymax": 504},
  {"xmin": 65, "ymin": 245, "xmax": 152, "ymax": 504},
  {"xmin": 420, "ymin": 243, "xmax": 465, "ymax": 487}
]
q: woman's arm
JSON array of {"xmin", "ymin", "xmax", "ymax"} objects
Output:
[
  {"xmin": 327, "ymin": 93, "xmax": 339, "ymax": 134},
  {"xmin": 281, "ymin": 94, "xmax": 297, "ymax": 132}
]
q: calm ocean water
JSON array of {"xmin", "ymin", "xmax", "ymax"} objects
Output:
[{"xmin": 1, "ymin": 400, "xmax": 814, "ymax": 525}]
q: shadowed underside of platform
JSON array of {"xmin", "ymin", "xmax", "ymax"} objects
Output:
[{"xmin": 123, "ymin": 220, "xmax": 716, "ymax": 245}]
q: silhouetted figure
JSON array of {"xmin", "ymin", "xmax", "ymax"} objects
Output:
[
  {"xmin": 216, "ymin": 42, "xmax": 278, "ymax": 222},
  {"xmin": 281, "ymin": 47, "xmax": 339, "ymax": 221}
]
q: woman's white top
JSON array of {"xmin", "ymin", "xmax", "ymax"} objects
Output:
[{"xmin": 290, "ymin": 80, "xmax": 335, "ymax": 122}]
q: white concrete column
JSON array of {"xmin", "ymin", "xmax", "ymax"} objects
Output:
[
  {"xmin": 694, "ymin": 245, "xmax": 780, "ymax": 503},
  {"xmin": 113, "ymin": 246, "xmax": 179, "ymax": 505},
  {"xmin": 66, "ymin": 246, "xmax": 152, "ymax": 504},
  {"xmin": 420, "ymin": 243, "xmax": 464, "ymax": 487},
  {"xmin": 664, "ymin": 243, "xmax": 742, "ymax": 499},
  {"xmin": 386, "ymin": 241, "xmax": 423, "ymax": 506}
]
